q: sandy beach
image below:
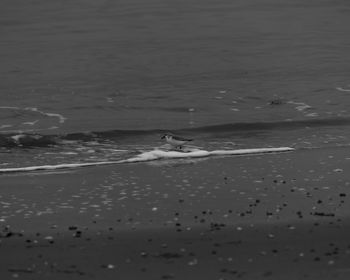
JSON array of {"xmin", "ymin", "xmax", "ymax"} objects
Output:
[
  {"xmin": 1, "ymin": 147, "xmax": 350, "ymax": 279},
  {"xmin": 1, "ymin": 0, "xmax": 350, "ymax": 279}
]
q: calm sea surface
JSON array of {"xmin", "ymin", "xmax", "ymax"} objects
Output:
[{"xmin": 1, "ymin": 0, "xmax": 350, "ymax": 168}]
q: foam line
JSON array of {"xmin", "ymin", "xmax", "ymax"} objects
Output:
[
  {"xmin": 0, "ymin": 161, "xmax": 122, "ymax": 173},
  {"xmin": 0, "ymin": 147, "xmax": 294, "ymax": 173},
  {"xmin": 120, "ymin": 147, "xmax": 294, "ymax": 163},
  {"xmin": 0, "ymin": 106, "xmax": 66, "ymax": 125},
  {"xmin": 336, "ymin": 87, "xmax": 350, "ymax": 92},
  {"xmin": 25, "ymin": 107, "xmax": 66, "ymax": 123},
  {"xmin": 287, "ymin": 101, "xmax": 312, "ymax": 111}
]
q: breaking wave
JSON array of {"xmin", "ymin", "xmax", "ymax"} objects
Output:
[{"xmin": 0, "ymin": 117, "xmax": 350, "ymax": 148}]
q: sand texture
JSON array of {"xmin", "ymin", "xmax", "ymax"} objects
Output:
[{"xmin": 1, "ymin": 147, "xmax": 350, "ymax": 279}]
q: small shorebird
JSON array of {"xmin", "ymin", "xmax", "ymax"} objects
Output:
[{"xmin": 161, "ymin": 133, "xmax": 193, "ymax": 149}]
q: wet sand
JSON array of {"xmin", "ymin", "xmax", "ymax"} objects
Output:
[{"xmin": 1, "ymin": 147, "xmax": 350, "ymax": 279}]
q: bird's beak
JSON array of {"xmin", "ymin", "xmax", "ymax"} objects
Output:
[{"xmin": 161, "ymin": 135, "xmax": 165, "ymax": 139}]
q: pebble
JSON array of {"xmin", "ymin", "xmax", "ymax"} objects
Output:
[
  {"xmin": 107, "ymin": 264, "xmax": 115, "ymax": 269},
  {"xmin": 188, "ymin": 258, "xmax": 198, "ymax": 266},
  {"xmin": 333, "ymin": 168, "xmax": 343, "ymax": 173}
]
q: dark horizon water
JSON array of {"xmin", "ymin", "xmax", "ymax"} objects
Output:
[{"xmin": 1, "ymin": 0, "xmax": 350, "ymax": 168}]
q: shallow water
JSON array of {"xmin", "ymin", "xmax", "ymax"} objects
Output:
[{"xmin": 1, "ymin": 0, "xmax": 350, "ymax": 168}]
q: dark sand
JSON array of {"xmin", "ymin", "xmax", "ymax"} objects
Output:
[{"xmin": 1, "ymin": 147, "xmax": 350, "ymax": 279}]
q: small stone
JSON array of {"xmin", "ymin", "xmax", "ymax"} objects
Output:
[
  {"xmin": 188, "ymin": 258, "xmax": 198, "ymax": 266},
  {"xmin": 107, "ymin": 264, "xmax": 115, "ymax": 269},
  {"xmin": 333, "ymin": 168, "xmax": 343, "ymax": 173}
]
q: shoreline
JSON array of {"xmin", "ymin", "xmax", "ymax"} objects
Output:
[{"xmin": 1, "ymin": 146, "xmax": 350, "ymax": 279}]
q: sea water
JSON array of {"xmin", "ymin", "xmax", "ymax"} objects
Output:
[{"xmin": 1, "ymin": 0, "xmax": 350, "ymax": 170}]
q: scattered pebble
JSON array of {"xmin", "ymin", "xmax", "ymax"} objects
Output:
[
  {"xmin": 107, "ymin": 264, "xmax": 115, "ymax": 269},
  {"xmin": 188, "ymin": 258, "xmax": 198, "ymax": 266}
]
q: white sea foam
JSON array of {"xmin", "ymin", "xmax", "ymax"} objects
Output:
[
  {"xmin": 121, "ymin": 147, "xmax": 294, "ymax": 163},
  {"xmin": 25, "ymin": 107, "xmax": 66, "ymax": 124},
  {"xmin": 11, "ymin": 134, "xmax": 26, "ymax": 142},
  {"xmin": 0, "ymin": 125, "xmax": 13, "ymax": 129},
  {"xmin": 0, "ymin": 106, "xmax": 66, "ymax": 129},
  {"xmin": 336, "ymin": 87, "xmax": 350, "ymax": 92},
  {"xmin": 0, "ymin": 147, "xmax": 294, "ymax": 173},
  {"xmin": 22, "ymin": 120, "xmax": 39, "ymax": 126},
  {"xmin": 0, "ymin": 106, "xmax": 19, "ymax": 110},
  {"xmin": 287, "ymin": 101, "xmax": 312, "ymax": 111}
]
